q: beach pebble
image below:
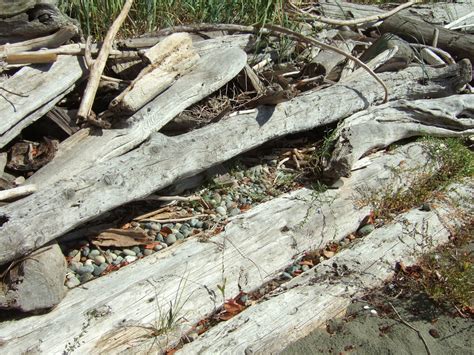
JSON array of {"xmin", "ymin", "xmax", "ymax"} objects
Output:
[
  {"xmin": 190, "ymin": 218, "xmax": 199, "ymax": 227},
  {"xmin": 80, "ymin": 273, "xmax": 94, "ymax": 283},
  {"xmin": 82, "ymin": 246, "xmax": 90, "ymax": 257},
  {"xmin": 112, "ymin": 256, "xmax": 123, "ymax": 265},
  {"xmin": 166, "ymin": 234, "xmax": 177, "ymax": 245},
  {"xmin": 216, "ymin": 206, "xmax": 227, "ymax": 216},
  {"xmin": 124, "ymin": 255, "xmax": 137, "ymax": 263},
  {"xmin": 89, "ymin": 249, "xmax": 100, "ymax": 257},
  {"xmin": 66, "ymin": 276, "xmax": 81, "ymax": 289},
  {"xmin": 84, "ymin": 259, "xmax": 94, "ymax": 266},
  {"xmin": 229, "ymin": 208, "xmax": 241, "ymax": 217},
  {"xmin": 94, "ymin": 255, "xmax": 106, "ymax": 265},
  {"xmin": 68, "ymin": 249, "xmax": 80, "ymax": 258},
  {"xmin": 132, "ymin": 246, "xmax": 141, "ymax": 255},
  {"xmin": 122, "ymin": 249, "xmax": 136, "ymax": 256},
  {"xmin": 93, "ymin": 263, "xmax": 108, "ymax": 276},
  {"xmin": 175, "ymin": 232, "xmax": 185, "ymax": 240},
  {"xmin": 69, "ymin": 261, "xmax": 82, "ymax": 273},
  {"xmin": 358, "ymin": 224, "xmax": 375, "ymax": 236},
  {"xmin": 143, "ymin": 249, "xmax": 153, "ymax": 256},
  {"xmin": 153, "ymin": 244, "xmax": 164, "ymax": 252},
  {"xmin": 77, "ymin": 265, "xmax": 95, "ymax": 275},
  {"xmin": 281, "ymin": 272, "xmax": 293, "ymax": 280}
]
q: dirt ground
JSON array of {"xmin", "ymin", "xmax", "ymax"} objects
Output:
[{"xmin": 283, "ymin": 295, "xmax": 473, "ymax": 355}]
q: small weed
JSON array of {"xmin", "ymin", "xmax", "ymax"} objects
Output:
[{"xmin": 362, "ymin": 138, "xmax": 473, "ymax": 222}]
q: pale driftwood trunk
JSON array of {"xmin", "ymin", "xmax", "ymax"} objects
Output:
[
  {"xmin": 0, "ymin": 55, "xmax": 85, "ymax": 148},
  {"xmin": 28, "ymin": 47, "xmax": 247, "ymax": 189},
  {"xmin": 0, "ymin": 142, "xmax": 461, "ymax": 353},
  {"xmin": 324, "ymin": 94, "xmax": 474, "ymax": 179},
  {"xmin": 179, "ymin": 180, "xmax": 473, "ymax": 354},
  {"xmin": 0, "ymin": 60, "xmax": 470, "ymax": 266}
]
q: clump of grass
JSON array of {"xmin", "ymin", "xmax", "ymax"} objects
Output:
[
  {"xmin": 392, "ymin": 220, "xmax": 473, "ymax": 314},
  {"xmin": 61, "ymin": 0, "xmax": 287, "ymax": 39},
  {"xmin": 365, "ymin": 137, "xmax": 473, "ymax": 221}
]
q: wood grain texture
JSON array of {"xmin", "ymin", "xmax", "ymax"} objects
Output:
[
  {"xmin": 0, "ymin": 55, "xmax": 85, "ymax": 148},
  {"xmin": 0, "ymin": 142, "xmax": 453, "ymax": 354},
  {"xmin": 1, "ymin": 60, "xmax": 470, "ymax": 265}
]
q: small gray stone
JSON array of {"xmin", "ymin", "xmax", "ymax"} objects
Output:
[
  {"xmin": 226, "ymin": 200, "xmax": 235, "ymax": 209},
  {"xmin": 216, "ymin": 206, "xmax": 227, "ymax": 216},
  {"xmin": 77, "ymin": 264, "xmax": 95, "ymax": 275},
  {"xmin": 69, "ymin": 261, "xmax": 83, "ymax": 272},
  {"xmin": 155, "ymin": 234, "xmax": 164, "ymax": 243},
  {"xmin": 122, "ymin": 249, "xmax": 136, "ymax": 256},
  {"xmin": 281, "ymin": 272, "xmax": 293, "ymax": 280},
  {"xmin": 165, "ymin": 234, "xmax": 177, "ymax": 245},
  {"xmin": 190, "ymin": 218, "xmax": 199, "ymax": 227},
  {"xmin": 93, "ymin": 263, "xmax": 108, "ymax": 276},
  {"xmin": 163, "ymin": 223, "xmax": 174, "ymax": 229},
  {"xmin": 357, "ymin": 224, "xmax": 375, "ymax": 236},
  {"xmin": 94, "ymin": 255, "xmax": 106, "ymax": 265},
  {"xmin": 302, "ymin": 265, "xmax": 310, "ymax": 272},
  {"xmin": 68, "ymin": 249, "xmax": 80, "ymax": 258},
  {"xmin": 136, "ymin": 252, "xmax": 143, "ymax": 258},
  {"xmin": 131, "ymin": 246, "xmax": 141, "ymax": 255},
  {"xmin": 153, "ymin": 244, "xmax": 164, "ymax": 252},
  {"xmin": 80, "ymin": 273, "xmax": 94, "ymax": 283},
  {"xmin": 175, "ymin": 232, "xmax": 185, "ymax": 240},
  {"xmin": 66, "ymin": 276, "xmax": 81, "ymax": 289},
  {"xmin": 107, "ymin": 252, "xmax": 118, "ymax": 261},
  {"xmin": 82, "ymin": 246, "xmax": 90, "ymax": 257},
  {"xmin": 150, "ymin": 222, "xmax": 161, "ymax": 231},
  {"xmin": 143, "ymin": 249, "xmax": 153, "ymax": 256},
  {"xmin": 89, "ymin": 249, "xmax": 100, "ymax": 257},
  {"xmin": 124, "ymin": 255, "xmax": 137, "ymax": 263},
  {"xmin": 112, "ymin": 256, "xmax": 123, "ymax": 265},
  {"xmin": 229, "ymin": 208, "xmax": 241, "ymax": 217}
]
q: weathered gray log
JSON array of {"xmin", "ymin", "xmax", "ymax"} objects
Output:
[
  {"xmin": 0, "ymin": 242, "xmax": 66, "ymax": 313},
  {"xmin": 0, "ymin": 4, "xmax": 77, "ymax": 44},
  {"xmin": 0, "ymin": 55, "xmax": 85, "ymax": 148},
  {"xmin": 0, "ymin": 142, "xmax": 458, "ymax": 353},
  {"xmin": 315, "ymin": 0, "xmax": 474, "ymax": 28},
  {"xmin": 324, "ymin": 94, "xmax": 474, "ymax": 179},
  {"xmin": 180, "ymin": 179, "xmax": 473, "ymax": 354},
  {"xmin": 310, "ymin": 40, "xmax": 355, "ymax": 80},
  {"xmin": 0, "ymin": 60, "xmax": 471, "ymax": 266},
  {"xmin": 380, "ymin": 13, "xmax": 474, "ymax": 62},
  {"xmin": 359, "ymin": 33, "xmax": 414, "ymax": 72},
  {"xmin": 28, "ymin": 47, "xmax": 247, "ymax": 188}
]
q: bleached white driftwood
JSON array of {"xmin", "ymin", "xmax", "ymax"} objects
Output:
[
  {"xmin": 0, "ymin": 184, "xmax": 36, "ymax": 201},
  {"xmin": 324, "ymin": 94, "xmax": 474, "ymax": 179},
  {"xmin": 1, "ymin": 60, "xmax": 471, "ymax": 265},
  {"xmin": 28, "ymin": 47, "xmax": 247, "ymax": 189},
  {"xmin": 0, "ymin": 55, "xmax": 85, "ymax": 148},
  {"xmin": 0, "ymin": 142, "xmax": 454, "ymax": 353},
  {"xmin": 109, "ymin": 33, "xmax": 200, "ymax": 113},
  {"xmin": 180, "ymin": 179, "xmax": 473, "ymax": 354}
]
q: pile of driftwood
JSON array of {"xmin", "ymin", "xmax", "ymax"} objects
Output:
[{"xmin": 0, "ymin": 0, "xmax": 473, "ymax": 353}]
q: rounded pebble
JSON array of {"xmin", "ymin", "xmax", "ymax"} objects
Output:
[
  {"xmin": 89, "ymin": 249, "xmax": 100, "ymax": 257},
  {"xmin": 77, "ymin": 265, "xmax": 95, "ymax": 275},
  {"xmin": 80, "ymin": 273, "xmax": 94, "ymax": 283},
  {"xmin": 190, "ymin": 218, "xmax": 199, "ymax": 227},
  {"xmin": 281, "ymin": 272, "xmax": 293, "ymax": 280},
  {"xmin": 132, "ymin": 246, "xmax": 141, "ymax": 255},
  {"xmin": 122, "ymin": 249, "xmax": 136, "ymax": 256},
  {"xmin": 175, "ymin": 232, "xmax": 185, "ymax": 240},
  {"xmin": 82, "ymin": 246, "xmax": 90, "ymax": 257},
  {"xmin": 93, "ymin": 263, "xmax": 108, "ymax": 276},
  {"xmin": 84, "ymin": 259, "xmax": 94, "ymax": 266},
  {"xmin": 124, "ymin": 255, "xmax": 137, "ymax": 263},
  {"xmin": 153, "ymin": 244, "xmax": 164, "ymax": 252},
  {"xmin": 69, "ymin": 261, "xmax": 83, "ymax": 272},
  {"xmin": 93, "ymin": 255, "xmax": 105, "ymax": 265},
  {"xmin": 68, "ymin": 249, "xmax": 80, "ymax": 258},
  {"xmin": 66, "ymin": 276, "xmax": 81, "ymax": 289},
  {"xmin": 358, "ymin": 224, "xmax": 375, "ymax": 236},
  {"xmin": 166, "ymin": 234, "xmax": 177, "ymax": 245},
  {"xmin": 216, "ymin": 206, "xmax": 227, "ymax": 216},
  {"xmin": 113, "ymin": 256, "xmax": 123, "ymax": 265},
  {"xmin": 143, "ymin": 249, "xmax": 153, "ymax": 256},
  {"xmin": 155, "ymin": 234, "xmax": 165, "ymax": 243},
  {"xmin": 229, "ymin": 208, "xmax": 240, "ymax": 217}
]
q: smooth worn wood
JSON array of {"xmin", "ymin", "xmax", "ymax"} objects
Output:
[
  {"xmin": 380, "ymin": 13, "xmax": 474, "ymax": 62},
  {"xmin": 324, "ymin": 94, "xmax": 474, "ymax": 179},
  {"xmin": 0, "ymin": 184, "xmax": 36, "ymax": 201},
  {"xmin": 5, "ymin": 52, "xmax": 57, "ymax": 65},
  {"xmin": 0, "ymin": 55, "xmax": 86, "ymax": 149},
  {"xmin": 180, "ymin": 179, "xmax": 473, "ymax": 354},
  {"xmin": 1, "ymin": 61, "xmax": 470, "ymax": 266},
  {"xmin": 77, "ymin": 0, "xmax": 134, "ymax": 122},
  {"xmin": 110, "ymin": 33, "xmax": 200, "ymax": 113},
  {"xmin": 0, "ymin": 142, "xmax": 450, "ymax": 353},
  {"xmin": 28, "ymin": 47, "xmax": 247, "ymax": 189}
]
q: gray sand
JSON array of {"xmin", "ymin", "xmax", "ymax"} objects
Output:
[{"xmin": 283, "ymin": 297, "xmax": 473, "ymax": 355}]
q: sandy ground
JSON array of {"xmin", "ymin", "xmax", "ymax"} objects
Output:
[{"xmin": 283, "ymin": 295, "xmax": 473, "ymax": 355}]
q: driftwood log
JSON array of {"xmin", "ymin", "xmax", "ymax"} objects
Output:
[
  {"xmin": 0, "ymin": 55, "xmax": 85, "ymax": 148},
  {"xmin": 1, "ymin": 142, "xmax": 469, "ymax": 352},
  {"xmin": 380, "ymin": 13, "xmax": 474, "ymax": 63},
  {"xmin": 0, "ymin": 60, "xmax": 470, "ymax": 266},
  {"xmin": 324, "ymin": 94, "xmax": 474, "ymax": 179}
]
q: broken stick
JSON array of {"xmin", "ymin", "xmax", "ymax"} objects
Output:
[{"xmin": 76, "ymin": 0, "xmax": 134, "ymax": 123}]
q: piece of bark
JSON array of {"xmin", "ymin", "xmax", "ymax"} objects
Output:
[
  {"xmin": 323, "ymin": 94, "xmax": 474, "ymax": 180},
  {"xmin": 179, "ymin": 180, "xmax": 473, "ymax": 354},
  {"xmin": 0, "ymin": 55, "xmax": 86, "ymax": 149},
  {"xmin": 0, "ymin": 61, "xmax": 470, "ymax": 266},
  {"xmin": 0, "ymin": 242, "xmax": 66, "ymax": 313},
  {"xmin": 309, "ymin": 40, "xmax": 355, "ymax": 80},
  {"xmin": 28, "ymin": 48, "xmax": 247, "ymax": 189},
  {"xmin": 0, "ymin": 4, "xmax": 77, "ymax": 44},
  {"xmin": 0, "ymin": 142, "xmax": 454, "ymax": 352},
  {"xmin": 359, "ymin": 33, "xmax": 414, "ymax": 72},
  {"xmin": 92, "ymin": 228, "xmax": 152, "ymax": 248},
  {"xmin": 46, "ymin": 107, "xmax": 80, "ymax": 136},
  {"xmin": 109, "ymin": 33, "xmax": 200, "ymax": 113},
  {"xmin": 380, "ymin": 13, "xmax": 474, "ymax": 62}
]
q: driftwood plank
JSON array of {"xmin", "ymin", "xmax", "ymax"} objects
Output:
[
  {"xmin": 0, "ymin": 142, "xmax": 448, "ymax": 353},
  {"xmin": 0, "ymin": 55, "xmax": 85, "ymax": 148},
  {"xmin": 324, "ymin": 94, "xmax": 474, "ymax": 179},
  {"xmin": 180, "ymin": 179, "xmax": 473, "ymax": 354},
  {"xmin": 1, "ymin": 60, "xmax": 471, "ymax": 265},
  {"xmin": 28, "ymin": 47, "xmax": 247, "ymax": 188}
]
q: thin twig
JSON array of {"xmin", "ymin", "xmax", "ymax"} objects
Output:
[
  {"xmin": 288, "ymin": 0, "xmax": 415, "ymax": 26},
  {"xmin": 389, "ymin": 302, "xmax": 432, "ymax": 355},
  {"xmin": 140, "ymin": 214, "xmax": 209, "ymax": 224},
  {"xmin": 77, "ymin": 0, "xmax": 134, "ymax": 122}
]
